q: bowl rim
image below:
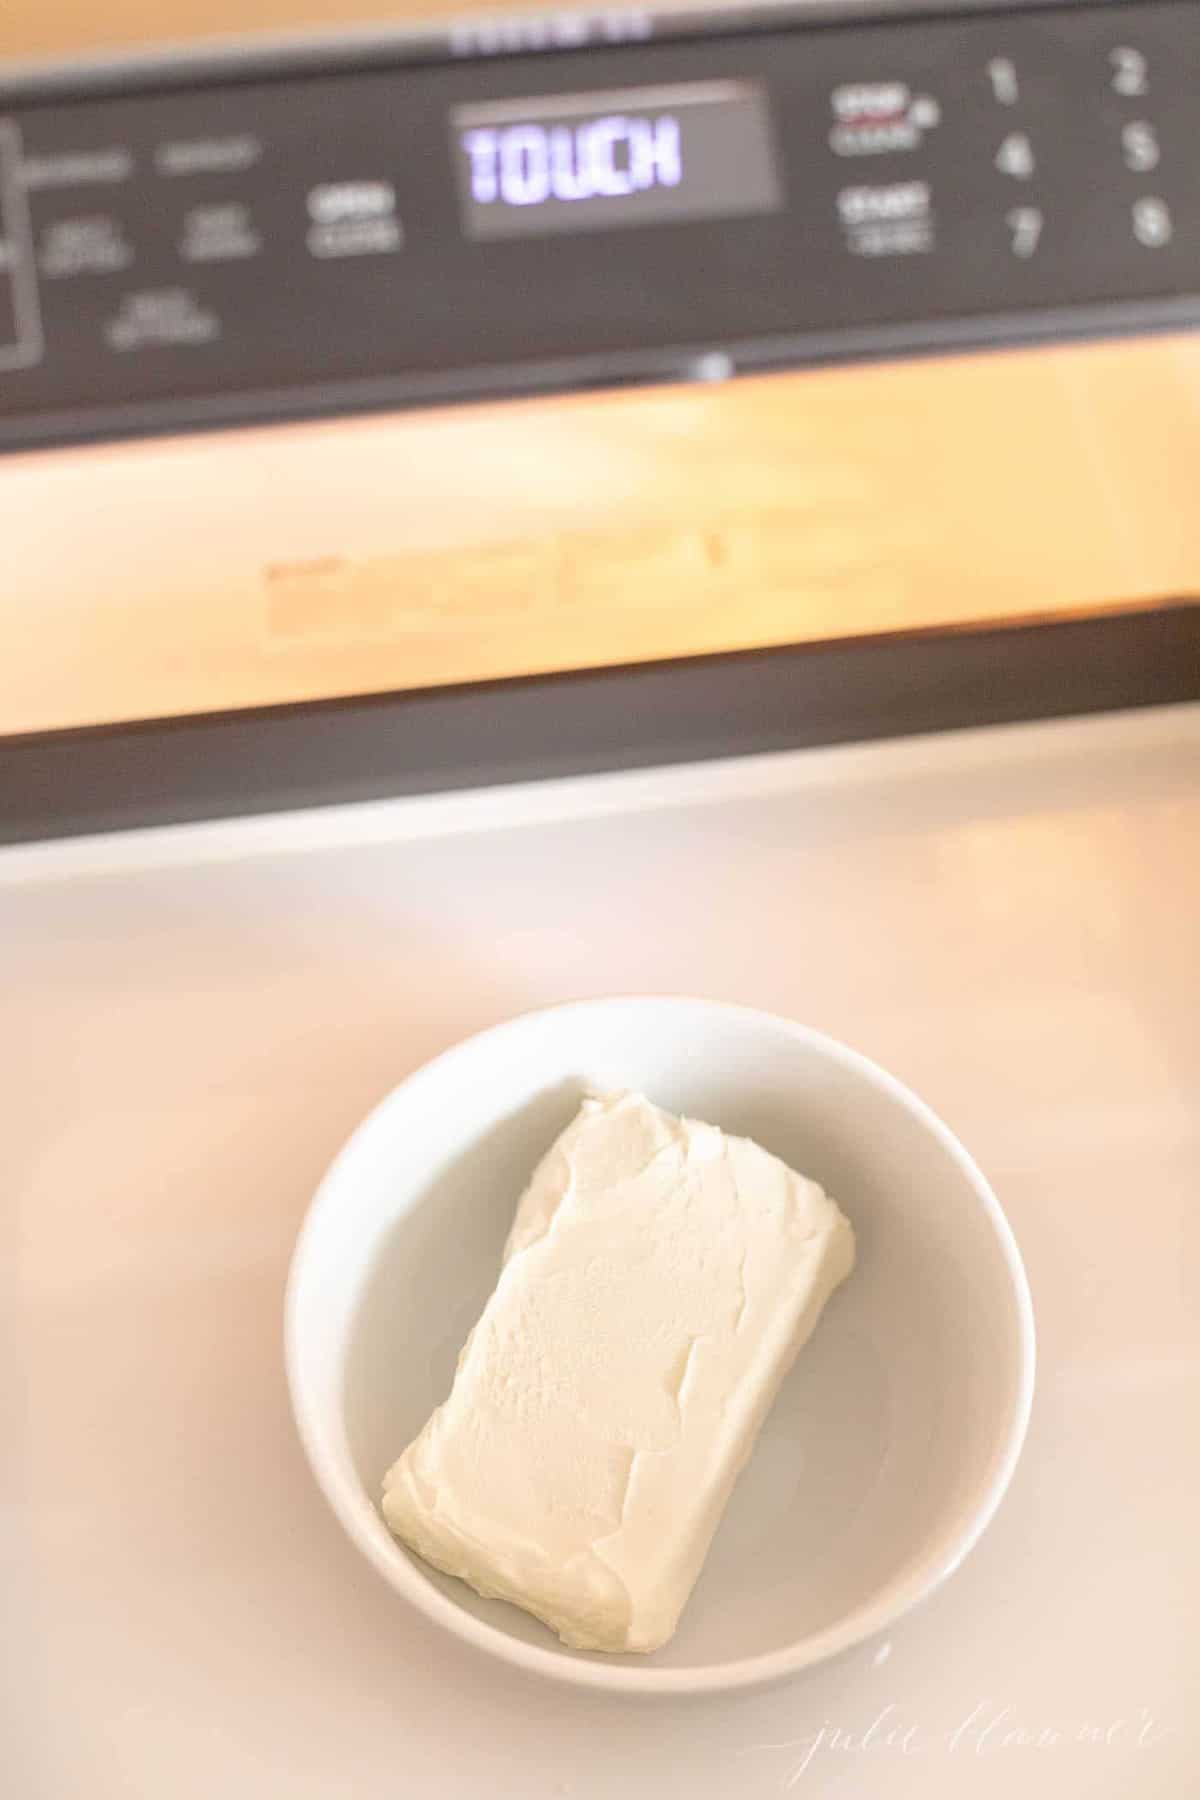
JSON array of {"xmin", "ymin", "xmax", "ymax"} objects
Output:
[{"xmin": 285, "ymin": 995, "xmax": 1036, "ymax": 1695}]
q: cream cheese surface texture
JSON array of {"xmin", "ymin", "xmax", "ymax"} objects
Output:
[{"xmin": 381, "ymin": 1091, "xmax": 855, "ymax": 1653}]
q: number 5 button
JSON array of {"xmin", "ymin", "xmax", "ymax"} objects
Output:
[{"xmin": 995, "ymin": 133, "xmax": 1035, "ymax": 178}]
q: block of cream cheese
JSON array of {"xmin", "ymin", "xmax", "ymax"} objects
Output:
[{"xmin": 381, "ymin": 1091, "xmax": 855, "ymax": 1653}]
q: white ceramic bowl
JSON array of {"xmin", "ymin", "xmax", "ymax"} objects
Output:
[{"xmin": 286, "ymin": 997, "xmax": 1034, "ymax": 1695}]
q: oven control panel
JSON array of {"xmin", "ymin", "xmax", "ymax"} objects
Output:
[{"xmin": 1, "ymin": 1, "xmax": 1198, "ymax": 446}]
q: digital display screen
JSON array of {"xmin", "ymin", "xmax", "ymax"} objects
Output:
[
  {"xmin": 4, "ymin": 1, "xmax": 1200, "ymax": 455},
  {"xmin": 452, "ymin": 80, "xmax": 782, "ymax": 240}
]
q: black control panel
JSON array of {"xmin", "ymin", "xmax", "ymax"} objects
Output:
[{"xmin": 1, "ymin": 1, "xmax": 1198, "ymax": 448}]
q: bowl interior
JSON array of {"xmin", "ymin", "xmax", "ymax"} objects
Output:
[{"xmin": 289, "ymin": 999, "xmax": 1030, "ymax": 1677}]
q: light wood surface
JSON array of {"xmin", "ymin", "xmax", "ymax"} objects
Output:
[
  {"xmin": 3, "ymin": 2, "xmax": 1199, "ymax": 734},
  {"xmin": 1, "ymin": 0, "xmax": 671, "ymax": 62},
  {"xmin": 2, "ymin": 335, "xmax": 1200, "ymax": 735}
]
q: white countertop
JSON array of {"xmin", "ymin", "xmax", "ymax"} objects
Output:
[{"xmin": 6, "ymin": 703, "xmax": 1199, "ymax": 1799}]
